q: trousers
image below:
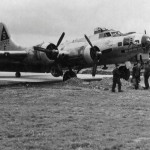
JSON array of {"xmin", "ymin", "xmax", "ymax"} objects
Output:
[
  {"xmin": 112, "ymin": 78, "xmax": 121, "ymax": 91},
  {"xmin": 132, "ymin": 77, "xmax": 140, "ymax": 89},
  {"xmin": 144, "ymin": 74, "xmax": 149, "ymax": 89}
]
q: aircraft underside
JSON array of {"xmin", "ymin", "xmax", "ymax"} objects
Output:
[
  {"xmin": 0, "ymin": 63, "xmax": 50, "ymax": 73},
  {"xmin": 0, "ymin": 61, "xmax": 86, "ymax": 80},
  {"xmin": 0, "ymin": 61, "xmax": 131, "ymax": 82}
]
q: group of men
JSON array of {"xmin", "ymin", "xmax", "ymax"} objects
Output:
[{"xmin": 111, "ymin": 61, "xmax": 150, "ymax": 92}]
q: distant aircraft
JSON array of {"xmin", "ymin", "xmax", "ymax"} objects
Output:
[{"xmin": 0, "ymin": 23, "xmax": 150, "ymax": 81}]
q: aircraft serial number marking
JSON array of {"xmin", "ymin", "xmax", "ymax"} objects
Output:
[{"xmin": 0, "ymin": 39, "xmax": 9, "ymax": 46}]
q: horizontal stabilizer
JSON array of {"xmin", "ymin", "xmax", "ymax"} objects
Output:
[{"xmin": 0, "ymin": 51, "xmax": 27, "ymax": 60}]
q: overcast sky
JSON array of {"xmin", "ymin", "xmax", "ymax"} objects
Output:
[{"xmin": 0, "ymin": 0, "xmax": 150, "ymax": 46}]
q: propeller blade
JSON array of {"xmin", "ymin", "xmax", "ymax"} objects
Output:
[
  {"xmin": 92, "ymin": 63, "xmax": 97, "ymax": 77},
  {"xmin": 145, "ymin": 30, "xmax": 146, "ymax": 34},
  {"xmin": 84, "ymin": 34, "xmax": 93, "ymax": 48},
  {"xmin": 56, "ymin": 32, "xmax": 65, "ymax": 47},
  {"xmin": 84, "ymin": 34, "xmax": 101, "ymax": 77},
  {"xmin": 92, "ymin": 53, "xmax": 98, "ymax": 77},
  {"xmin": 34, "ymin": 46, "xmax": 49, "ymax": 53}
]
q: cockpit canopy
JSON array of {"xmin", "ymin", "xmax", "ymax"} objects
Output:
[
  {"xmin": 102, "ymin": 31, "xmax": 122, "ymax": 38},
  {"xmin": 94, "ymin": 27, "xmax": 122, "ymax": 38},
  {"xmin": 72, "ymin": 27, "xmax": 135, "ymax": 43}
]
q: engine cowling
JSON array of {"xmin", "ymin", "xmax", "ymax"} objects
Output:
[
  {"xmin": 38, "ymin": 42, "xmax": 59, "ymax": 60},
  {"xmin": 46, "ymin": 43, "xmax": 59, "ymax": 60},
  {"xmin": 83, "ymin": 46, "xmax": 95, "ymax": 65},
  {"xmin": 83, "ymin": 45, "xmax": 101, "ymax": 65},
  {"xmin": 35, "ymin": 42, "xmax": 59, "ymax": 62}
]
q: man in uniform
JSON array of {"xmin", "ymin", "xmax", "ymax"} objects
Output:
[
  {"xmin": 112, "ymin": 64, "xmax": 122, "ymax": 92},
  {"xmin": 143, "ymin": 61, "xmax": 150, "ymax": 89},
  {"xmin": 132, "ymin": 62, "xmax": 141, "ymax": 89}
]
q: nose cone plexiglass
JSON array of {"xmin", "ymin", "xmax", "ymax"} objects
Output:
[{"xmin": 142, "ymin": 35, "xmax": 150, "ymax": 47}]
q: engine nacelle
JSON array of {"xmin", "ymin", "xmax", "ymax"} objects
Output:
[
  {"xmin": 39, "ymin": 42, "xmax": 59, "ymax": 60},
  {"xmin": 83, "ymin": 46, "xmax": 94, "ymax": 65},
  {"xmin": 83, "ymin": 45, "xmax": 101, "ymax": 65}
]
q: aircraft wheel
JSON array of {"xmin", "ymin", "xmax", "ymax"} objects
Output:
[
  {"xmin": 63, "ymin": 71, "xmax": 77, "ymax": 81},
  {"xmin": 15, "ymin": 72, "xmax": 21, "ymax": 78}
]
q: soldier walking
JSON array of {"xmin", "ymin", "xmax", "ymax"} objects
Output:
[
  {"xmin": 112, "ymin": 64, "xmax": 123, "ymax": 92},
  {"xmin": 143, "ymin": 61, "xmax": 150, "ymax": 89},
  {"xmin": 132, "ymin": 62, "xmax": 141, "ymax": 89}
]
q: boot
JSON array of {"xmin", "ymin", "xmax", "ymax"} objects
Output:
[{"xmin": 118, "ymin": 89, "xmax": 123, "ymax": 92}]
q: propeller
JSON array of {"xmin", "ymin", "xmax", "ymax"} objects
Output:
[
  {"xmin": 85, "ymin": 34, "xmax": 94, "ymax": 48},
  {"xmin": 56, "ymin": 32, "xmax": 65, "ymax": 47},
  {"xmin": 34, "ymin": 32, "xmax": 65, "ymax": 60},
  {"xmin": 84, "ymin": 34, "xmax": 101, "ymax": 77}
]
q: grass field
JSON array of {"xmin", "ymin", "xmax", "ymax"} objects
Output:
[{"xmin": 0, "ymin": 81, "xmax": 150, "ymax": 150}]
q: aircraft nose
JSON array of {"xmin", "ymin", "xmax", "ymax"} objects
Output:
[
  {"xmin": 141, "ymin": 35, "xmax": 150, "ymax": 51},
  {"xmin": 142, "ymin": 35, "xmax": 150, "ymax": 45},
  {"xmin": 146, "ymin": 36, "xmax": 150, "ymax": 44}
]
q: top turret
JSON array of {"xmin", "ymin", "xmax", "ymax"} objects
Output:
[{"xmin": 94, "ymin": 27, "xmax": 109, "ymax": 34}]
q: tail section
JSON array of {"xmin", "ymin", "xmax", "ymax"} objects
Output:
[{"xmin": 0, "ymin": 23, "xmax": 22, "ymax": 50}]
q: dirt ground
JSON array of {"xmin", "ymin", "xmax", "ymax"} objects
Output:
[{"xmin": 1, "ymin": 78, "xmax": 150, "ymax": 150}]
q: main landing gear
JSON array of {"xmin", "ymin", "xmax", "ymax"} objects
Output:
[
  {"xmin": 15, "ymin": 72, "xmax": 21, "ymax": 78},
  {"xmin": 63, "ymin": 70, "xmax": 77, "ymax": 81}
]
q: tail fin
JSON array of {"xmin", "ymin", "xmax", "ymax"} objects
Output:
[{"xmin": 0, "ymin": 23, "xmax": 22, "ymax": 50}]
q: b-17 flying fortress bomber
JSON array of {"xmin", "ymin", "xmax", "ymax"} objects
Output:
[{"xmin": 0, "ymin": 23, "xmax": 150, "ymax": 81}]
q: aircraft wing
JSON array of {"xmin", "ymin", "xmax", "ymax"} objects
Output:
[{"xmin": 0, "ymin": 51, "xmax": 27, "ymax": 60}]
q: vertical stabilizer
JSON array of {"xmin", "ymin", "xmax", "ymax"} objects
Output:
[
  {"xmin": 0, "ymin": 23, "xmax": 22, "ymax": 50},
  {"xmin": 1, "ymin": 25, "xmax": 9, "ymax": 41}
]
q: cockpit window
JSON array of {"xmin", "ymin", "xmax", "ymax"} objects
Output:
[
  {"xmin": 104, "ymin": 32, "xmax": 111, "ymax": 37},
  {"xmin": 111, "ymin": 31, "xmax": 122, "ymax": 37}
]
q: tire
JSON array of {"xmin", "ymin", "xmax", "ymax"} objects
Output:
[
  {"xmin": 63, "ymin": 71, "xmax": 77, "ymax": 81},
  {"xmin": 15, "ymin": 72, "xmax": 21, "ymax": 78},
  {"xmin": 63, "ymin": 71, "xmax": 71, "ymax": 81}
]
